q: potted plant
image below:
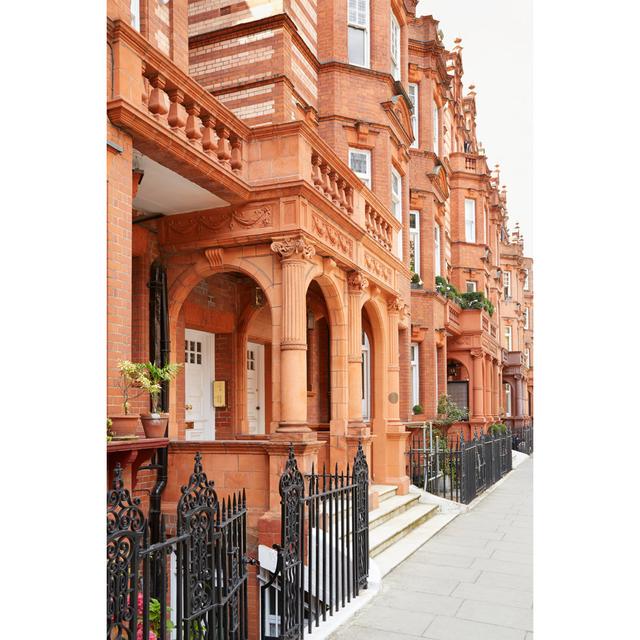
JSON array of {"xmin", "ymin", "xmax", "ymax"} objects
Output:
[
  {"xmin": 410, "ymin": 272, "xmax": 423, "ymax": 289},
  {"xmin": 109, "ymin": 360, "xmax": 147, "ymax": 438},
  {"xmin": 412, "ymin": 404, "xmax": 424, "ymax": 416},
  {"xmin": 138, "ymin": 362, "xmax": 182, "ymax": 438}
]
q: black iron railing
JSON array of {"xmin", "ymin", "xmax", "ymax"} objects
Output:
[
  {"xmin": 512, "ymin": 424, "xmax": 533, "ymax": 454},
  {"xmin": 405, "ymin": 425, "xmax": 461, "ymax": 502},
  {"xmin": 107, "ymin": 452, "xmax": 250, "ymax": 640},
  {"xmin": 406, "ymin": 427, "xmax": 513, "ymax": 505},
  {"xmin": 260, "ymin": 443, "xmax": 369, "ymax": 640}
]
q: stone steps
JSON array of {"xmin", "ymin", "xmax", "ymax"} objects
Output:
[{"xmin": 369, "ymin": 502, "xmax": 440, "ymax": 557}]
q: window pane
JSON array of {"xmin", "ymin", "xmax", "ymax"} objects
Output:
[{"xmin": 348, "ymin": 27, "xmax": 366, "ymax": 66}]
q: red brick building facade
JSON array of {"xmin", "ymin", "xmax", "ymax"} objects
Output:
[{"xmin": 106, "ymin": 1, "xmax": 533, "ymax": 636}]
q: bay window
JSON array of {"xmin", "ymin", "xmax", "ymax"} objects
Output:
[{"xmin": 411, "ymin": 343, "xmax": 420, "ymax": 408}]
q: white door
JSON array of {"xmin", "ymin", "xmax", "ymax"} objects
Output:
[
  {"xmin": 185, "ymin": 329, "xmax": 214, "ymax": 440},
  {"xmin": 246, "ymin": 342, "xmax": 265, "ymax": 434},
  {"xmin": 362, "ymin": 331, "xmax": 371, "ymax": 421}
]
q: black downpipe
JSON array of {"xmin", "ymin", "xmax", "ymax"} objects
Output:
[{"xmin": 147, "ymin": 261, "xmax": 171, "ymax": 595}]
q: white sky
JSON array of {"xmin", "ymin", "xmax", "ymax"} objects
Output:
[{"xmin": 416, "ymin": 0, "xmax": 533, "ymax": 255}]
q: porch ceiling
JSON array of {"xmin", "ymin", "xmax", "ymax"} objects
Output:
[{"xmin": 133, "ymin": 154, "xmax": 229, "ymax": 215}]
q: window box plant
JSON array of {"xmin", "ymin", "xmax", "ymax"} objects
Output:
[{"xmin": 138, "ymin": 362, "xmax": 181, "ymax": 438}]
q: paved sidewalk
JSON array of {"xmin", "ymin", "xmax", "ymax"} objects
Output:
[{"xmin": 331, "ymin": 458, "xmax": 533, "ymax": 640}]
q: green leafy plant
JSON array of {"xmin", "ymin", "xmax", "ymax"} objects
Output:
[
  {"xmin": 434, "ymin": 393, "xmax": 468, "ymax": 425},
  {"xmin": 138, "ymin": 362, "xmax": 182, "ymax": 414},
  {"xmin": 488, "ymin": 422, "xmax": 507, "ymax": 435},
  {"xmin": 459, "ymin": 291, "xmax": 495, "ymax": 316},
  {"xmin": 149, "ymin": 597, "xmax": 176, "ymax": 634},
  {"xmin": 107, "ymin": 418, "xmax": 113, "ymax": 442},
  {"xmin": 116, "ymin": 361, "xmax": 150, "ymax": 414},
  {"xmin": 411, "ymin": 272, "xmax": 422, "ymax": 285},
  {"xmin": 435, "ymin": 276, "xmax": 461, "ymax": 302},
  {"xmin": 412, "ymin": 404, "xmax": 424, "ymax": 415}
]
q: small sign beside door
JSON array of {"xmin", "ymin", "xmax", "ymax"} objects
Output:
[{"xmin": 213, "ymin": 380, "xmax": 226, "ymax": 408}]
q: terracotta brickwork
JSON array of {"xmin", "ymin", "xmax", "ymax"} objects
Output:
[{"xmin": 107, "ymin": 3, "xmax": 532, "ymax": 636}]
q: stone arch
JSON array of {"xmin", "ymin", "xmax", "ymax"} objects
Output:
[
  {"xmin": 361, "ymin": 294, "xmax": 389, "ymax": 483},
  {"xmin": 304, "ymin": 267, "xmax": 348, "ymax": 428},
  {"xmin": 164, "ymin": 248, "xmax": 280, "ymax": 438}
]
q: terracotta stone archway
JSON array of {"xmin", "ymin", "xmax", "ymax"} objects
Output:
[{"xmin": 165, "ymin": 247, "xmax": 281, "ymax": 438}]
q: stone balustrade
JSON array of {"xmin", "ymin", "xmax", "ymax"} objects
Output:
[
  {"xmin": 109, "ymin": 19, "xmax": 250, "ymax": 177},
  {"xmin": 364, "ymin": 201, "xmax": 393, "ymax": 252},
  {"xmin": 311, "ymin": 151, "xmax": 354, "ymax": 216},
  {"xmin": 449, "ymin": 152, "xmax": 489, "ymax": 175}
]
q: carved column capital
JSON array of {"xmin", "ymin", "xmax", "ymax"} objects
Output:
[
  {"xmin": 470, "ymin": 348, "xmax": 484, "ymax": 359},
  {"xmin": 271, "ymin": 236, "xmax": 316, "ymax": 261},
  {"xmin": 347, "ymin": 270, "xmax": 369, "ymax": 293},
  {"xmin": 387, "ymin": 296, "xmax": 404, "ymax": 314}
]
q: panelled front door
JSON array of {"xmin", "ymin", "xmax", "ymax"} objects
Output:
[
  {"xmin": 185, "ymin": 329, "xmax": 215, "ymax": 440},
  {"xmin": 246, "ymin": 342, "xmax": 265, "ymax": 434}
]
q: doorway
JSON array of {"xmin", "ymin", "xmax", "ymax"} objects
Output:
[
  {"xmin": 246, "ymin": 341, "xmax": 265, "ymax": 434},
  {"xmin": 184, "ymin": 328, "xmax": 215, "ymax": 440}
]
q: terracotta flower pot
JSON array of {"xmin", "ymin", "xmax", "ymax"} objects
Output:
[
  {"xmin": 109, "ymin": 414, "xmax": 140, "ymax": 438},
  {"xmin": 140, "ymin": 413, "xmax": 169, "ymax": 439}
]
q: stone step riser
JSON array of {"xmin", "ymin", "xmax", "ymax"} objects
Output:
[
  {"xmin": 369, "ymin": 495, "xmax": 421, "ymax": 531},
  {"xmin": 370, "ymin": 506, "xmax": 439, "ymax": 558}
]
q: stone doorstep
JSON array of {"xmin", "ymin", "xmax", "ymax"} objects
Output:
[
  {"xmin": 369, "ymin": 503, "xmax": 440, "ymax": 557},
  {"xmin": 372, "ymin": 484, "xmax": 398, "ymax": 503}
]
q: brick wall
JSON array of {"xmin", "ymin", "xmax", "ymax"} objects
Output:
[{"xmin": 107, "ymin": 123, "xmax": 133, "ymax": 416}]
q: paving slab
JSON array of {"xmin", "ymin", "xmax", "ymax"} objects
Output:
[{"xmin": 330, "ymin": 458, "xmax": 533, "ymax": 640}]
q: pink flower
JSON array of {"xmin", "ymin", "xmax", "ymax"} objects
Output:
[{"xmin": 136, "ymin": 626, "xmax": 156, "ymax": 640}]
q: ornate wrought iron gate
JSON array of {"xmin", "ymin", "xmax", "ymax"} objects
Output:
[
  {"xmin": 260, "ymin": 443, "xmax": 370, "ymax": 640},
  {"xmin": 107, "ymin": 453, "xmax": 250, "ymax": 640}
]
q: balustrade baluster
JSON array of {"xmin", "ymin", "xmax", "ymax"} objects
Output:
[
  {"xmin": 201, "ymin": 114, "xmax": 218, "ymax": 158},
  {"xmin": 216, "ymin": 125, "xmax": 232, "ymax": 167},
  {"xmin": 168, "ymin": 89, "xmax": 187, "ymax": 136},
  {"xmin": 185, "ymin": 102, "xmax": 203, "ymax": 148},
  {"xmin": 230, "ymin": 135, "xmax": 243, "ymax": 173},
  {"xmin": 147, "ymin": 73, "xmax": 170, "ymax": 119}
]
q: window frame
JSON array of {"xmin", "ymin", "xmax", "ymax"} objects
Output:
[
  {"xmin": 130, "ymin": 0, "xmax": 140, "ymax": 31},
  {"xmin": 409, "ymin": 210, "xmax": 420, "ymax": 275},
  {"xmin": 410, "ymin": 343, "xmax": 420, "ymax": 408},
  {"xmin": 503, "ymin": 270, "xmax": 512, "ymax": 299},
  {"xmin": 466, "ymin": 280, "xmax": 477, "ymax": 293},
  {"xmin": 408, "ymin": 83, "xmax": 419, "ymax": 148},
  {"xmin": 505, "ymin": 325, "xmax": 513, "ymax": 351},
  {"xmin": 432, "ymin": 98, "xmax": 439, "ymax": 155},
  {"xmin": 524, "ymin": 268, "xmax": 530, "ymax": 290},
  {"xmin": 348, "ymin": 148, "xmax": 372, "ymax": 188},
  {"xmin": 434, "ymin": 224, "xmax": 441, "ymax": 278},
  {"xmin": 390, "ymin": 12, "xmax": 401, "ymax": 80},
  {"xmin": 348, "ymin": 0, "xmax": 370, "ymax": 68},
  {"xmin": 464, "ymin": 198, "xmax": 476, "ymax": 243},
  {"xmin": 524, "ymin": 307, "xmax": 529, "ymax": 329},
  {"xmin": 391, "ymin": 167, "xmax": 403, "ymax": 260}
]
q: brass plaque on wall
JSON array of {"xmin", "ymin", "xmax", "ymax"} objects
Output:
[{"xmin": 213, "ymin": 380, "xmax": 226, "ymax": 408}]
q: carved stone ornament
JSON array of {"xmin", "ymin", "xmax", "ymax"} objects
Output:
[
  {"xmin": 204, "ymin": 247, "xmax": 224, "ymax": 268},
  {"xmin": 470, "ymin": 348, "xmax": 484, "ymax": 359},
  {"xmin": 270, "ymin": 236, "xmax": 316, "ymax": 261},
  {"xmin": 387, "ymin": 296, "xmax": 404, "ymax": 313},
  {"xmin": 347, "ymin": 271, "xmax": 369, "ymax": 293}
]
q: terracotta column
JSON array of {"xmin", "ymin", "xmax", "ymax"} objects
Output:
[
  {"xmin": 270, "ymin": 236, "xmax": 315, "ymax": 432},
  {"xmin": 492, "ymin": 358, "xmax": 499, "ymax": 416},
  {"xmin": 515, "ymin": 373, "xmax": 525, "ymax": 417},
  {"xmin": 347, "ymin": 271, "xmax": 368, "ymax": 431},
  {"xmin": 484, "ymin": 356, "xmax": 492, "ymax": 421},
  {"xmin": 470, "ymin": 349, "xmax": 484, "ymax": 419},
  {"xmin": 384, "ymin": 297, "xmax": 410, "ymax": 494}
]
